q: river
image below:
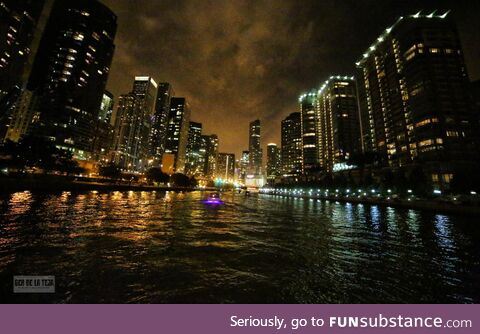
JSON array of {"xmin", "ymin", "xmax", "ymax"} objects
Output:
[{"xmin": 0, "ymin": 190, "xmax": 479, "ymax": 303}]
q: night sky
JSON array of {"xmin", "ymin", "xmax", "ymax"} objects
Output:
[{"xmin": 101, "ymin": 0, "xmax": 480, "ymax": 158}]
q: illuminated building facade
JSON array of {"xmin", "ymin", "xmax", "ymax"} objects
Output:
[
  {"xmin": 281, "ymin": 112, "xmax": 302, "ymax": 176},
  {"xmin": 91, "ymin": 90, "xmax": 114, "ymax": 161},
  {"xmin": 239, "ymin": 150, "xmax": 249, "ymax": 181},
  {"xmin": 203, "ymin": 134, "xmax": 218, "ymax": 178},
  {"xmin": 266, "ymin": 143, "xmax": 281, "ymax": 181},
  {"xmin": 149, "ymin": 82, "xmax": 173, "ymax": 166},
  {"xmin": 110, "ymin": 92, "xmax": 136, "ymax": 169},
  {"xmin": 165, "ymin": 97, "xmax": 191, "ymax": 172},
  {"xmin": 111, "ymin": 76, "xmax": 158, "ymax": 171},
  {"xmin": 216, "ymin": 153, "xmax": 235, "ymax": 181},
  {"xmin": 248, "ymin": 119, "xmax": 262, "ymax": 175},
  {"xmin": 185, "ymin": 121, "xmax": 205, "ymax": 176},
  {"xmin": 0, "ymin": 0, "xmax": 47, "ymax": 140},
  {"xmin": 316, "ymin": 76, "xmax": 361, "ymax": 172},
  {"xmin": 356, "ymin": 12, "xmax": 478, "ymax": 186},
  {"xmin": 27, "ymin": 0, "xmax": 117, "ymax": 160},
  {"xmin": 299, "ymin": 92, "xmax": 319, "ymax": 172}
]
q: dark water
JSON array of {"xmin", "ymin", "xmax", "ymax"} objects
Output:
[{"xmin": 0, "ymin": 190, "xmax": 479, "ymax": 303}]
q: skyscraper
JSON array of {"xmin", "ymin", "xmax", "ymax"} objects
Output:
[
  {"xmin": 185, "ymin": 121, "xmax": 205, "ymax": 176},
  {"xmin": 91, "ymin": 90, "xmax": 114, "ymax": 161},
  {"xmin": 356, "ymin": 12, "xmax": 478, "ymax": 187},
  {"xmin": 0, "ymin": 0, "xmax": 47, "ymax": 140},
  {"xmin": 248, "ymin": 119, "xmax": 262, "ymax": 175},
  {"xmin": 281, "ymin": 112, "xmax": 302, "ymax": 176},
  {"xmin": 216, "ymin": 153, "xmax": 235, "ymax": 181},
  {"xmin": 149, "ymin": 82, "xmax": 173, "ymax": 166},
  {"xmin": 110, "ymin": 76, "xmax": 157, "ymax": 171},
  {"xmin": 239, "ymin": 150, "xmax": 250, "ymax": 181},
  {"xmin": 203, "ymin": 134, "xmax": 218, "ymax": 178},
  {"xmin": 110, "ymin": 92, "xmax": 136, "ymax": 169},
  {"xmin": 266, "ymin": 143, "xmax": 281, "ymax": 181},
  {"xmin": 316, "ymin": 76, "xmax": 361, "ymax": 172},
  {"xmin": 27, "ymin": 0, "xmax": 117, "ymax": 160},
  {"xmin": 299, "ymin": 92, "xmax": 319, "ymax": 172},
  {"xmin": 165, "ymin": 97, "xmax": 191, "ymax": 172},
  {"xmin": 131, "ymin": 76, "xmax": 158, "ymax": 169}
]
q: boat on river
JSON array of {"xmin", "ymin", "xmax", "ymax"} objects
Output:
[{"xmin": 203, "ymin": 192, "xmax": 224, "ymax": 205}]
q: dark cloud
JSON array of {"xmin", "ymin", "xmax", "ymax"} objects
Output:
[{"xmin": 102, "ymin": 0, "xmax": 480, "ymax": 157}]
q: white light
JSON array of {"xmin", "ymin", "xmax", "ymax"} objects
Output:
[
  {"xmin": 470, "ymin": 191, "xmax": 477, "ymax": 195},
  {"xmin": 433, "ymin": 190, "xmax": 442, "ymax": 195},
  {"xmin": 439, "ymin": 10, "xmax": 450, "ymax": 19},
  {"xmin": 408, "ymin": 189, "xmax": 412, "ymax": 193}
]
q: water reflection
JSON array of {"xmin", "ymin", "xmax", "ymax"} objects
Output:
[{"xmin": 0, "ymin": 191, "xmax": 479, "ymax": 303}]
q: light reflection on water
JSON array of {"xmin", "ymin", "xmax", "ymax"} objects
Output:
[{"xmin": 0, "ymin": 191, "xmax": 479, "ymax": 303}]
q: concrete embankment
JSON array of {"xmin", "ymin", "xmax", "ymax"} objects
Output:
[
  {"xmin": 0, "ymin": 176, "xmax": 196, "ymax": 193},
  {"xmin": 262, "ymin": 192, "xmax": 480, "ymax": 216}
]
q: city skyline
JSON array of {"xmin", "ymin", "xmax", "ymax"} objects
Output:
[
  {"xmin": 2, "ymin": 0, "xmax": 480, "ymax": 308},
  {"xmin": 101, "ymin": 0, "xmax": 480, "ymax": 158}
]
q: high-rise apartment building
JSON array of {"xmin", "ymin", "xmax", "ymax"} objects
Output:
[
  {"xmin": 216, "ymin": 153, "xmax": 235, "ymax": 181},
  {"xmin": 110, "ymin": 92, "xmax": 136, "ymax": 169},
  {"xmin": 26, "ymin": 0, "xmax": 117, "ymax": 160},
  {"xmin": 149, "ymin": 82, "xmax": 173, "ymax": 166},
  {"xmin": 203, "ymin": 134, "xmax": 218, "ymax": 178},
  {"xmin": 110, "ymin": 76, "xmax": 157, "ymax": 170},
  {"xmin": 316, "ymin": 76, "xmax": 361, "ymax": 172},
  {"xmin": 281, "ymin": 112, "xmax": 302, "ymax": 176},
  {"xmin": 185, "ymin": 121, "xmax": 205, "ymax": 176},
  {"xmin": 91, "ymin": 91, "xmax": 114, "ymax": 161},
  {"xmin": 266, "ymin": 143, "xmax": 281, "ymax": 181},
  {"xmin": 248, "ymin": 119, "xmax": 262, "ymax": 175},
  {"xmin": 356, "ymin": 12, "xmax": 477, "ymax": 186},
  {"xmin": 165, "ymin": 97, "xmax": 191, "ymax": 172},
  {"xmin": 299, "ymin": 92, "xmax": 319, "ymax": 172},
  {"xmin": 239, "ymin": 150, "xmax": 249, "ymax": 181},
  {"xmin": 0, "ymin": 0, "xmax": 47, "ymax": 140}
]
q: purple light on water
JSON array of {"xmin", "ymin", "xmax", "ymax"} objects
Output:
[{"xmin": 203, "ymin": 199, "xmax": 224, "ymax": 205}]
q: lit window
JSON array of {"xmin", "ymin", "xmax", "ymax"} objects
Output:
[
  {"xmin": 430, "ymin": 48, "xmax": 440, "ymax": 54},
  {"xmin": 418, "ymin": 139, "xmax": 434, "ymax": 147},
  {"xmin": 73, "ymin": 33, "xmax": 84, "ymax": 41},
  {"xmin": 443, "ymin": 174, "xmax": 453, "ymax": 183},
  {"xmin": 415, "ymin": 118, "xmax": 438, "ymax": 128}
]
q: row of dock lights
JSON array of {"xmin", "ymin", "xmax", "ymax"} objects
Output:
[{"xmin": 260, "ymin": 188, "xmax": 478, "ymax": 199}]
